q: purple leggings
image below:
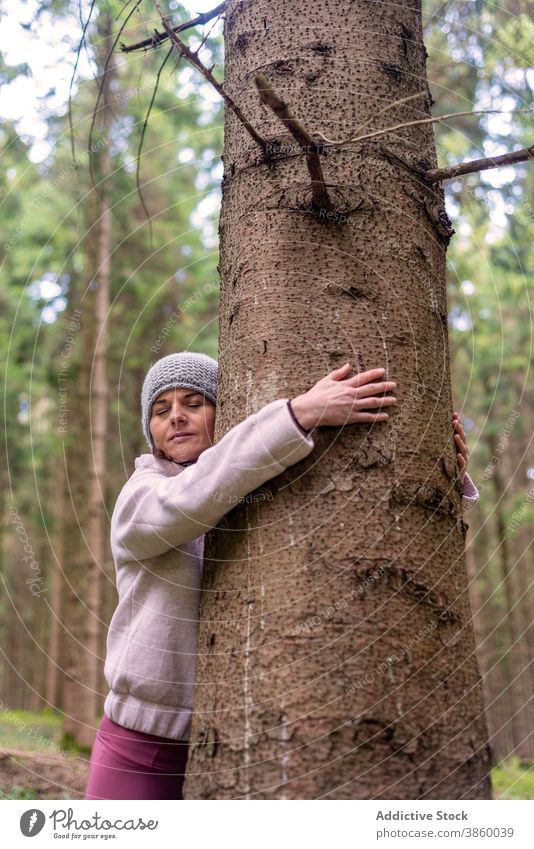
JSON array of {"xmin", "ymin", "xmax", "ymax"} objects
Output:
[{"xmin": 85, "ymin": 714, "xmax": 189, "ymax": 800}]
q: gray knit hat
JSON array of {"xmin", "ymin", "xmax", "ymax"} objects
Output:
[{"xmin": 141, "ymin": 352, "xmax": 218, "ymax": 451}]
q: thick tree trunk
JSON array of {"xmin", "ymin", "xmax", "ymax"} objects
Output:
[{"xmin": 185, "ymin": 0, "xmax": 492, "ymax": 799}]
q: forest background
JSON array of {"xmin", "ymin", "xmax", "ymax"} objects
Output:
[{"xmin": 0, "ymin": 0, "xmax": 533, "ymax": 799}]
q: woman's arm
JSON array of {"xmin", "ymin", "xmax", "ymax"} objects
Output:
[
  {"xmin": 111, "ymin": 398, "xmax": 315, "ymax": 561},
  {"xmin": 112, "ymin": 362, "xmax": 397, "ymax": 561},
  {"xmin": 461, "ymin": 472, "xmax": 479, "ymax": 511}
]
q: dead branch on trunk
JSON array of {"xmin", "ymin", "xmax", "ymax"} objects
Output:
[
  {"xmin": 424, "ymin": 144, "xmax": 534, "ymax": 182},
  {"xmin": 121, "ymin": 2, "xmax": 226, "ymax": 53},
  {"xmin": 153, "ymin": 0, "xmax": 265, "ymax": 149},
  {"xmin": 254, "ymin": 73, "xmax": 331, "ymax": 212}
]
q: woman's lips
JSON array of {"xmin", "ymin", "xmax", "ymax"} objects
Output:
[{"xmin": 170, "ymin": 433, "xmax": 194, "ymax": 442}]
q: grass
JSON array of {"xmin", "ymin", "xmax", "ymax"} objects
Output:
[
  {"xmin": 0, "ymin": 707, "xmax": 65, "ymax": 753},
  {"xmin": 1, "ymin": 785, "xmax": 73, "ymax": 801},
  {"xmin": 492, "ymin": 756, "xmax": 534, "ymax": 800},
  {"xmin": 2, "ymin": 786, "xmax": 40, "ymax": 800},
  {"xmin": 0, "ymin": 708, "xmax": 88, "ymax": 800},
  {"xmin": 0, "ymin": 707, "xmax": 90, "ymax": 754}
]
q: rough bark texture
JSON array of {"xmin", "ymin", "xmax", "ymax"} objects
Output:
[{"xmin": 184, "ymin": 0, "xmax": 492, "ymax": 799}]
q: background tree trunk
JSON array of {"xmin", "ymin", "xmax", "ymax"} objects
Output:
[
  {"xmin": 84, "ymin": 9, "xmax": 115, "ymax": 745},
  {"xmin": 185, "ymin": 0, "xmax": 492, "ymax": 799},
  {"xmin": 481, "ymin": 383, "xmax": 530, "ymax": 759},
  {"xmin": 45, "ymin": 462, "xmax": 65, "ymax": 711},
  {"xmin": 62, "ymin": 11, "xmax": 115, "ymax": 749}
]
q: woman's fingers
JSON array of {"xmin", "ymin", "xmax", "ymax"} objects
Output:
[
  {"xmin": 325, "ymin": 363, "xmax": 391, "ymax": 387},
  {"xmin": 453, "ymin": 413, "xmax": 466, "ymax": 436},
  {"xmin": 352, "ymin": 411, "xmax": 390, "ymax": 422},
  {"xmin": 452, "ymin": 414, "xmax": 469, "ymax": 476},
  {"xmin": 353, "ymin": 396, "xmax": 397, "ymax": 411},
  {"xmin": 329, "ymin": 362, "xmax": 352, "ymax": 380},
  {"xmin": 454, "ymin": 432, "xmax": 467, "ymax": 454},
  {"xmin": 354, "ymin": 380, "xmax": 397, "ymax": 399},
  {"xmin": 346, "ymin": 367, "xmax": 387, "ymax": 387}
]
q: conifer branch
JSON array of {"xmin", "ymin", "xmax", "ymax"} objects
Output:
[
  {"xmin": 424, "ymin": 143, "xmax": 534, "ymax": 182},
  {"xmin": 154, "ymin": 1, "xmax": 265, "ymax": 149},
  {"xmin": 121, "ymin": 2, "xmax": 226, "ymax": 53}
]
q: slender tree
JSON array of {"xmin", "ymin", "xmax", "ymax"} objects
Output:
[
  {"xmin": 84, "ymin": 8, "xmax": 116, "ymax": 744},
  {"xmin": 62, "ymin": 8, "xmax": 116, "ymax": 749}
]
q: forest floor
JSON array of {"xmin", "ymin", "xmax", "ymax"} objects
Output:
[
  {"xmin": 0, "ymin": 710, "xmax": 532, "ymax": 800},
  {"xmin": 0, "ymin": 709, "xmax": 88, "ymax": 799}
]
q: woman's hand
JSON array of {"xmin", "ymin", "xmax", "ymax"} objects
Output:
[
  {"xmin": 290, "ymin": 361, "xmax": 397, "ymax": 430},
  {"xmin": 453, "ymin": 411, "xmax": 469, "ymax": 483}
]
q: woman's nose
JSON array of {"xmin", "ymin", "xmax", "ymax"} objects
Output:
[{"xmin": 170, "ymin": 405, "xmax": 187, "ymax": 423}]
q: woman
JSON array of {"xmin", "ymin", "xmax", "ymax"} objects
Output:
[{"xmin": 85, "ymin": 352, "xmax": 477, "ymax": 800}]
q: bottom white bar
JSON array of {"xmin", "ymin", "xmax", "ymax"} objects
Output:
[{"xmin": 3, "ymin": 799, "xmax": 533, "ymax": 848}]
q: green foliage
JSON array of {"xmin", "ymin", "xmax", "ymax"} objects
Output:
[
  {"xmin": 59, "ymin": 732, "xmax": 92, "ymax": 756},
  {"xmin": 2, "ymin": 786, "xmax": 40, "ymax": 800},
  {"xmin": 0, "ymin": 2, "xmax": 224, "ymax": 705}
]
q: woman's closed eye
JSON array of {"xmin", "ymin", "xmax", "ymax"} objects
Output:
[{"xmin": 157, "ymin": 404, "xmax": 200, "ymax": 415}]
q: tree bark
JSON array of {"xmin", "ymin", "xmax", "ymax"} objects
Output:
[{"xmin": 184, "ymin": 0, "xmax": 492, "ymax": 799}]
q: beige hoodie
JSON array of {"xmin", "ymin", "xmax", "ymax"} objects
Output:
[
  {"xmin": 103, "ymin": 397, "xmax": 479, "ymax": 740},
  {"xmin": 104, "ymin": 398, "xmax": 316, "ymax": 740}
]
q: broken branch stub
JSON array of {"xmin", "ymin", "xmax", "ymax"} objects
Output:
[{"xmin": 254, "ymin": 73, "xmax": 332, "ymax": 214}]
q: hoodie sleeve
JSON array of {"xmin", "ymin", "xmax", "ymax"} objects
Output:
[
  {"xmin": 461, "ymin": 472, "xmax": 479, "ymax": 512},
  {"xmin": 111, "ymin": 398, "xmax": 315, "ymax": 561}
]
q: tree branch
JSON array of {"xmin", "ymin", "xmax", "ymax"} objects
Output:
[
  {"xmin": 424, "ymin": 144, "xmax": 534, "ymax": 182},
  {"xmin": 136, "ymin": 44, "xmax": 175, "ymax": 250},
  {"xmin": 153, "ymin": 0, "xmax": 265, "ymax": 150},
  {"xmin": 350, "ymin": 91, "xmax": 428, "ymax": 139},
  {"xmin": 316, "ymin": 108, "xmax": 531, "ymax": 148},
  {"xmin": 254, "ymin": 73, "xmax": 331, "ymax": 211},
  {"xmin": 121, "ymin": 2, "xmax": 226, "ymax": 53}
]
